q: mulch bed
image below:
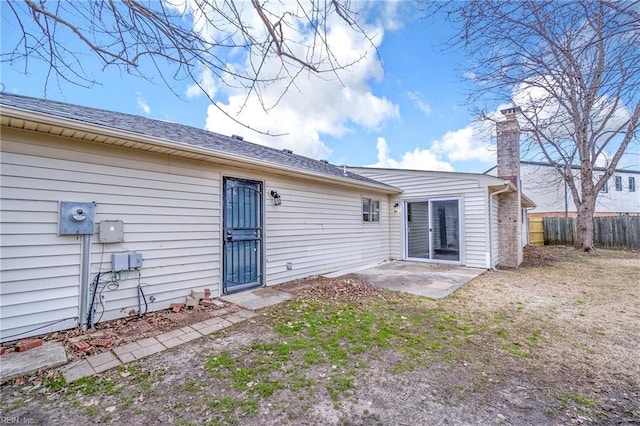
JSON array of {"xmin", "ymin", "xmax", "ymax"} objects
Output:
[
  {"xmin": 521, "ymin": 244, "xmax": 570, "ymax": 267},
  {"xmin": 278, "ymin": 275, "xmax": 382, "ymax": 303}
]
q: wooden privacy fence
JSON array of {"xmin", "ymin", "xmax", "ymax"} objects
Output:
[{"xmin": 542, "ymin": 216, "xmax": 640, "ymax": 249}]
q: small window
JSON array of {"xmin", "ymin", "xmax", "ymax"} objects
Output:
[
  {"xmin": 630, "ymin": 177, "xmax": 636, "ymax": 192},
  {"xmin": 371, "ymin": 200, "xmax": 380, "ymax": 222},
  {"xmin": 362, "ymin": 198, "xmax": 370, "ymax": 222},
  {"xmin": 362, "ymin": 198, "xmax": 380, "ymax": 222},
  {"xmin": 615, "ymin": 176, "xmax": 622, "ymax": 191},
  {"xmin": 600, "ymin": 176, "xmax": 608, "ymax": 193}
]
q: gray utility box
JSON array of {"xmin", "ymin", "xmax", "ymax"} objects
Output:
[
  {"xmin": 99, "ymin": 220, "xmax": 124, "ymax": 243},
  {"xmin": 112, "ymin": 252, "xmax": 130, "ymax": 272},
  {"xmin": 129, "ymin": 252, "xmax": 143, "ymax": 269},
  {"xmin": 112, "ymin": 252, "xmax": 143, "ymax": 272}
]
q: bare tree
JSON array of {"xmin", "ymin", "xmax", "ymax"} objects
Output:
[
  {"xmin": 430, "ymin": 0, "xmax": 640, "ymax": 251},
  {"xmin": 2, "ymin": 0, "xmax": 372, "ymax": 133}
]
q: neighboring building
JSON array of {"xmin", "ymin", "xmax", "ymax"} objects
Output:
[
  {"xmin": 0, "ymin": 93, "xmax": 532, "ymax": 342},
  {"xmin": 485, "ymin": 162, "xmax": 640, "ymax": 217}
]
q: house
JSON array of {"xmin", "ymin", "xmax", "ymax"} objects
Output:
[
  {"xmin": 348, "ymin": 167, "xmax": 535, "ymax": 267},
  {"xmin": 485, "ymin": 163, "xmax": 639, "ymax": 218},
  {"xmin": 0, "ymin": 93, "xmax": 532, "ymax": 342},
  {"xmin": 350, "ymin": 108, "xmax": 536, "ymax": 270}
]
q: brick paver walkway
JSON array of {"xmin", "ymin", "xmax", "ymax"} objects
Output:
[{"xmin": 62, "ymin": 309, "xmax": 257, "ymax": 382}]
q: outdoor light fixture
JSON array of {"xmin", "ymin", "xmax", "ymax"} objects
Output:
[
  {"xmin": 393, "ymin": 202, "xmax": 400, "ymax": 213},
  {"xmin": 270, "ymin": 190, "xmax": 282, "ymax": 206}
]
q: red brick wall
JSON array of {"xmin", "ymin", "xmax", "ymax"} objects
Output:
[{"xmin": 496, "ymin": 115, "xmax": 523, "ymax": 267}]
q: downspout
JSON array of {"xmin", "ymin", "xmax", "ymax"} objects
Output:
[
  {"xmin": 488, "ymin": 182, "xmax": 511, "ymax": 269},
  {"xmin": 523, "ymin": 206, "xmax": 536, "ymax": 246}
]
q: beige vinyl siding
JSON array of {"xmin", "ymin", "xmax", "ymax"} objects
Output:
[
  {"xmin": 259, "ymin": 176, "xmax": 390, "ymax": 285},
  {"xmin": 388, "ymin": 198, "xmax": 402, "ymax": 260},
  {"xmin": 1, "ymin": 128, "xmax": 220, "ymax": 341},
  {"xmin": 1, "ymin": 128, "xmax": 392, "ymax": 341},
  {"xmin": 350, "ymin": 168, "xmax": 493, "ymax": 269},
  {"xmin": 1, "ymin": 196, "xmax": 83, "ymax": 340}
]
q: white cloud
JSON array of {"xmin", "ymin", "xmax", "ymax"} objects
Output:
[
  {"xmin": 494, "ymin": 76, "xmax": 635, "ymax": 164},
  {"xmin": 186, "ymin": 68, "xmax": 218, "ymax": 99},
  {"xmin": 368, "ymin": 137, "xmax": 455, "ymax": 171},
  {"xmin": 507, "ymin": 76, "xmax": 633, "ymax": 136},
  {"xmin": 136, "ymin": 92, "xmax": 151, "ymax": 115},
  {"xmin": 378, "ymin": 0, "xmax": 405, "ymax": 31},
  {"xmin": 407, "ymin": 91, "xmax": 432, "ymax": 116},
  {"xmin": 369, "ymin": 70, "xmax": 635, "ymax": 171},
  {"xmin": 463, "ymin": 71, "xmax": 477, "ymax": 81},
  {"xmin": 431, "ymin": 124, "xmax": 496, "ymax": 163},
  {"xmin": 195, "ymin": 3, "xmax": 400, "ymax": 159},
  {"xmin": 366, "ymin": 119, "xmax": 497, "ymax": 171}
]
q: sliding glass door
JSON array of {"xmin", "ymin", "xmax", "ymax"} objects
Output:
[{"xmin": 405, "ymin": 198, "xmax": 460, "ymax": 262}]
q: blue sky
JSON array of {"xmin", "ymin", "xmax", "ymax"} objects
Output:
[{"xmin": 1, "ymin": 2, "xmax": 512, "ymax": 173}]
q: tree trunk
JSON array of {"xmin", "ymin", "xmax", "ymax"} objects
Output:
[{"xmin": 575, "ymin": 197, "xmax": 596, "ymax": 252}]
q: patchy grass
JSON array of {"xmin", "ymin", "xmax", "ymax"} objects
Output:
[
  {"xmin": 196, "ymin": 297, "xmax": 480, "ymax": 420},
  {"xmin": 85, "ymin": 406, "xmax": 98, "ymax": 417},
  {"xmin": 44, "ymin": 375, "xmax": 67, "ymax": 392},
  {"xmin": 1, "ymin": 247, "xmax": 638, "ymax": 425},
  {"xmin": 72, "ymin": 377, "xmax": 100, "ymax": 395}
]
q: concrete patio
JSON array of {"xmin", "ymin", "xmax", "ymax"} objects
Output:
[{"xmin": 349, "ymin": 260, "xmax": 484, "ymax": 298}]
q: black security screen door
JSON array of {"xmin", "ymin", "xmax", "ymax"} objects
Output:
[{"xmin": 223, "ymin": 177, "xmax": 263, "ymax": 294}]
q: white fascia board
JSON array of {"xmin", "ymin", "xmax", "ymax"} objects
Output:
[
  {"xmin": 488, "ymin": 181, "xmax": 537, "ymax": 208},
  {"xmin": 488, "ymin": 181, "xmax": 517, "ymax": 193}
]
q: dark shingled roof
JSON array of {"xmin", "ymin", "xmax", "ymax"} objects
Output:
[{"xmin": 0, "ymin": 92, "xmax": 396, "ymax": 190}]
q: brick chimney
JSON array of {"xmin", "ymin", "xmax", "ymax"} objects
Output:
[
  {"xmin": 496, "ymin": 106, "xmax": 522, "ymax": 188},
  {"xmin": 495, "ymin": 106, "xmax": 523, "ymax": 268}
]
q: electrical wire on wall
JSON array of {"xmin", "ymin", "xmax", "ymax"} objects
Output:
[
  {"xmin": 88, "ymin": 247, "xmax": 150, "ymax": 327},
  {"xmin": 137, "ymin": 269, "xmax": 148, "ymax": 317},
  {"xmin": 87, "ymin": 244, "xmax": 124, "ymax": 328},
  {"xmin": 89, "ymin": 272, "xmax": 121, "ymax": 328},
  {"xmin": 88, "ymin": 244, "xmax": 106, "ymax": 328},
  {"xmin": 88, "ymin": 276, "xmax": 121, "ymax": 328}
]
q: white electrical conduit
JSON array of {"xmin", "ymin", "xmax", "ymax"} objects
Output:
[{"xmin": 79, "ymin": 234, "xmax": 92, "ymax": 330}]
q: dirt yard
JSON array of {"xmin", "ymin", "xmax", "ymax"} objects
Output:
[{"xmin": 1, "ymin": 246, "xmax": 638, "ymax": 425}]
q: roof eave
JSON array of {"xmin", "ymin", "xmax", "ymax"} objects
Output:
[
  {"xmin": 1, "ymin": 105, "xmax": 401, "ymax": 194},
  {"xmin": 488, "ymin": 181, "xmax": 536, "ymax": 208},
  {"xmin": 521, "ymin": 193, "xmax": 537, "ymax": 208}
]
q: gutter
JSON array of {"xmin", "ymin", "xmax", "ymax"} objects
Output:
[{"xmin": 1, "ymin": 105, "xmax": 401, "ymax": 194}]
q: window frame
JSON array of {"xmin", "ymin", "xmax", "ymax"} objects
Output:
[
  {"xmin": 600, "ymin": 176, "xmax": 608, "ymax": 193},
  {"xmin": 615, "ymin": 176, "xmax": 622, "ymax": 191},
  {"xmin": 362, "ymin": 197, "xmax": 380, "ymax": 223},
  {"xmin": 630, "ymin": 176, "xmax": 636, "ymax": 192}
]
